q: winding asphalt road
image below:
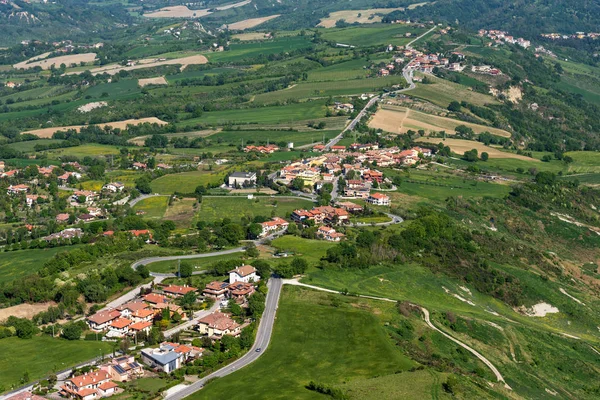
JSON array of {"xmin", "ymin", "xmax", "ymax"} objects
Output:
[{"xmin": 165, "ymin": 278, "xmax": 283, "ymax": 400}]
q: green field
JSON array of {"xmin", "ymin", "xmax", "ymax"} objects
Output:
[
  {"xmin": 197, "ymin": 197, "xmax": 314, "ymax": 223},
  {"xmin": 270, "ymin": 235, "xmax": 336, "ymax": 265},
  {"xmin": 307, "ymin": 58, "xmax": 370, "ymax": 82},
  {"xmin": 409, "ymin": 75, "xmax": 499, "ymax": 107},
  {"xmin": 210, "ymin": 129, "xmax": 339, "ymax": 147},
  {"xmin": 193, "ymin": 286, "xmax": 417, "ymax": 399},
  {"xmin": 7, "ymin": 139, "xmax": 63, "ymax": 152},
  {"xmin": 180, "ymin": 100, "xmax": 328, "ymax": 127},
  {"xmin": 252, "ymin": 76, "xmax": 406, "ymax": 104},
  {"xmin": 146, "ymin": 252, "xmax": 242, "ymax": 273},
  {"xmin": 44, "ymin": 144, "xmax": 121, "ymax": 158},
  {"xmin": 318, "ymin": 25, "xmax": 427, "ymax": 47},
  {"xmin": 0, "ymin": 336, "xmax": 112, "ymax": 391},
  {"xmin": 0, "ymin": 246, "xmax": 82, "ymax": 285},
  {"xmin": 133, "ymin": 196, "xmax": 169, "ymax": 218},
  {"xmin": 204, "ymin": 36, "xmax": 314, "ymax": 63},
  {"xmin": 151, "ymin": 170, "xmax": 229, "ymax": 194},
  {"xmin": 83, "ymin": 79, "xmax": 142, "ymax": 101}
]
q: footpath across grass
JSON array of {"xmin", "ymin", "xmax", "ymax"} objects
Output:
[
  {"xmin": 0, "ymin": 336, "xmax": 112, "ymax": 391},
  {"xmin": 192, "ymin": 286, "xmax": 416, "ymax": 399}
]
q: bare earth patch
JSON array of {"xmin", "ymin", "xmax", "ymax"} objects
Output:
[
  {"xmin": 14, "ymin": 53, "xmax": 97, "ymax": 70},
  {"xmin": 226, "ymin": 15, "xmax": 280, "ymax": 30},
  {"xmin": 416, "ymin": 137, "xmax": 538, "ymax": 161},
  {"xmin": 524, "ymin": 302, "xmax": 559, "ymax": 317},
  {"xmin": 22, "ymin": 117, "xmax": 168, "ymax": 138},
  {"xmin": 69, "ymin": 55, "xmax": 208, "ymax": 76},
  {"xmin": 318, "ymin": 8, "xmax": 404, "ymax": 28},
  {"xmin": 144, "ymin": 0, "xmax": 251, "ymax": 18},
  {"xmin": 138, "ymin": 76, "xmax": 168, "ymax": 87},
  {"xmin": 369, "ymin": 105, "xmax": 512, "ymax": 138},
  {"xmin": 0, "ymin": 302, "xmax": 56, "ymax": 322},
  {"xmin": 77, "ymin": 101, "xmax": 107, "ymax": 113}
]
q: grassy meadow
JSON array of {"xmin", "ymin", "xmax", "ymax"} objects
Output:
[
  {"xmin": 0, "ymin": 246, "xmax": 82, "ymax": 285},
  {"xmin": 197, "ymin": 197, "xmax": 314, "ymax": 223}
]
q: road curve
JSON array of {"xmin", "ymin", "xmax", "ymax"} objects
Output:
[
  {"xmin": 165, "ymin": 278, "xmax": 283, "ymax": 400},
  {"xmin": 282, "ymin": 279, "xmax": 510, "ymax": 389}
]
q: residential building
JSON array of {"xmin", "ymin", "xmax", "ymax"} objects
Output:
[
  {"xmin": 56, "ymin": 213, "xmax": 70, "ymax": 223},
  {"xmin": 317, "ymin": 226, "xmax": 345, "ymax": 242},
  {"xmin": 73, "ymin": 190, "xmax": 98, "ymax": 203},
  {"xmin": 228, "ymin": 282, "xmax": 255, "ymax": 300},
  {"xmin": 229, "ymin": 265, "xmax": 259, "ymax": 283},
  {"xmin": 336, "ymin": 201, "xmax": 364, "ymax": 213},
  {"xmin": 228, "ymin": 171, "xmax": 257, "ymax": 187},
  {"xmin": 102, "ymin": 182, "xmax": 125, "ymax": 192},
  {"xmin": 7, "ymin": 184, "xmax": 29, "ymax": 195},
  {"xmin": 60, "ymin": 369, "xmax": 117, "ymax": 400},
  {"xmin": 260, "ymin": 217, "xmax": 289, "ymax": 237},
  {"xmin": 197, "ymin": 312, "xmax": 241, "ymax": 338},
  {"xmin": 203, "ymin": 281, "xmax": 230, "ymax": 299},
  {"xmin": 143, "ymin": 293, "xmax": 167, "ymax": 305},
  {"xmin": 102, "ymin": 355, "xmax": 143, "ymax": 382},
  {"xmin": 108, "ymin": 318, "xmax": 133, "ymax": 337},
  {"xmin": 128, "ymin": 321, "xmax": 153, "ymax": 336},
  {"xmin": 6, "ymin": 392, "xmax": 46, "ymax": 400},
  {"xmin": 26, "ymin": 194, "xmax": 47, "ymax": 207},
  {"xmin": 141, "ymin": 342, "xmax": 202, "ymax": 373},
  {"xmin": 42, "ymin": 228, "xmax": 83, "ymax": 242},
  {"xmin": 162, "ymin": 284, "xmax": 197, "ymax": 297},
  {"xmin": 132, "ymin": 162, "xmax": 147, "ymax": 170},
  {"xmin": 366, "ymin": 193, "xmax": 391, "ymax": 206},
  {"xmin": 116, "ymin": 302, "xmax": 148, "ymax": 318}
]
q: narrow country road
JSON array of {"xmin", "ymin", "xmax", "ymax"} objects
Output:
[{"xmin": 165, "ymin": 278, "xmax": 283, "ymax": 400}]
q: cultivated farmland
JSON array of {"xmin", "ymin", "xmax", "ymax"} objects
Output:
[
  {"xmin": 226, "ymin": 15, "xmax": 280, "ymax": 30},
  {"xmin": 416, "ymin": 137, "xmax": 538, "ymax": 160},
  {"xmin": 317, "ymin": 8, "xmax": 405, "ymax": 28},
  {"xmin": 138, "ymin": 76, "xmax": 168, "ymax": 87},
  {"xmin": 21, "ymin": 117, "xmax": 168, "ymax": 138},
  {"xmin": 369, "ymin": 105, "xmax": 511, "ymax": 137},
  {"xmin": 13, "ymin": 53, "xmax": 97, "ymax": 70},
  {"xmin": 69, "ymin": 55, "xmax": 208, "ymax": 76},
  {"xmin": 143, "ymin": 0, "xmax": 251, "ymax": 18}
]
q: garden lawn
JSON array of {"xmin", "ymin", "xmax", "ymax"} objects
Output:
[
  {"xmin": 0, "ymin": 336, "xmax": 112, "ymax": 392},
  {"xmin": 0, "ymin": 246, "xmax": 82, "ymax": 285},
  {"xmin": 197, "ymin": 197, "xmax": 314, "ymax": 223},
  {"xmin": 191, "ymin": 286, "xmax": 416, "ymax": 399},
  {"xmin": 151, "ymin": 170, "xmax": 229, "ymax": 194},
  {"xmin": 133, "ymin": 196, "xmax": 169, "ymax": 218}
]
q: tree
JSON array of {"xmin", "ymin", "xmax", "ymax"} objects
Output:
[
  {"xmin": 247, "ymin": 223, "xmax": 263, "ymax": 240},
  {"xmin": 290, "ymin": 258, "xmax": 308, "ymax": 275},
  {"xmin": 62, "ymin": 322, "xmax": 83, "ymax": 340},
  {"xmin": 535, "ymin": 171, "xmax": 556, "ymax": 186},
  {"xmin": 179, "ymin": 291, "xmax": 197, "ymax": 311},
  {"xmin": 480, "ymin": 152, "xmax": 489, "ymax": 161},
  {"xmin": 290, "ymin": 177, "xmax": 305, "ymax": 191},
  {"xmin": 245, "ymin": 242, "xmax": 259, "ymax": 258},
  {"xmin": 179, "ymin": 262, "xmax": 193, "ymax": 278},
  {"xmin": 447, "ymin": 101, "xmax": 461, "ymax": 112},
  {"xmin": 463, "ymin": 149, "xmax": 478, "ymax": 162},
  {"xmin": 135, "ymin": 176, "xmax": 152, "ymax": 194},
  {"xmin": 228, "ymin": 299, "xmax": 243, "ymax": 317}
]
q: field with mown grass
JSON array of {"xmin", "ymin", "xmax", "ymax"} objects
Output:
[
  {"xmin": 197, "ymin": 197, "xmax": 314, "ymax": 223},
  {"xmin": 151, "ymin": 170, "xmax": 229, "ymax": 194},
  {"xmin": 192, "ymin": 286, "xmax": 418, "ymax": 399},
  {"xmin": 0, "ymin": 336, "xmax": 112, "ymax": 392},
  {"xmin": 44, "ymin": 144, "xmax": 121, "ymax": 158},
  {"xmin": 408, "ymin": 75, "xmax": 499, "ymax": 107},
  {"xmin": 0, "ymin": 246, "xmax": 83, "ymax": 285},
  {"xmin": 133, "ymin": 196, "xmax": 169, "ymax": 218},
  {"xmin": 270, "ymin": 235, "xmax": 335, "ymax": 265}
]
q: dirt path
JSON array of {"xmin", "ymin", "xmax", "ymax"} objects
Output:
[{"xmin": 282, "ymin": 278, "xmax": 510, "ymax": 389}]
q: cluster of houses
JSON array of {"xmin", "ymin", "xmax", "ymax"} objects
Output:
[
  {"xmin": 471, "ymin": 65, "xmax": 503, "ymax": 76},
  {"xmin": 541, "ymin": 32, "xmax": 600, "ymax": 40},
  {"xmin": 86, "ymin": 284, "xmax": 196, "ymax": 338},
  {"xmin": 243, "ymin": 144, "xmax": 280, "ymax": 154},
  {"xmin": 478, "ymin": 29, "xmax": 531, "ymax": 48}
]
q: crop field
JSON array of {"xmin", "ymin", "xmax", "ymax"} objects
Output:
[
  {"xmin": 409, "ymin": 75, "xmax": 500, "ymax": 107},
  {"xmin": 146, "ymin": 252, "xmax": 241, "ymax": 273},
  {"xmin": 7, "ymin": 139, "xmax": 63, "ymax": 152},
  {"xmin": 252, "ymin": 76, "xmax": 406, "ymax": 104},
  {"xmin": 193, "ymin": 286, "xmax": 416, "ymax": 400},
  {"xmin": 0, "ymin": 246, "xmax": 83, "ymax": 285},
  {"xmin": 232, "ymin": 32, "xmax": 270, "ymax": 41},
  {"xmin": 416, "ymin": 138, "xmax": 535, "ymax": 160},
  {"xmin": 43, "ymin": 144, "xmax": 122, "ymax": 158},
  {"xmin": 565, "ymin": 151, "xmax": 600, "ymax": 174},
  {"xmin": 22, "ymin": 118, "xmax": 168, "ymax": 138},
  {"xmin": 318, "ymin": 24, "xmax": 427, "ymax": 47},
  {"xmin": 317, "ymin": 8, "xmax": 405, "ymax": 28},
  {"xmin": 180, "ymin": 100, "xmax": 327, "ymax": 126},
  {"xmin": 143, "ymin": 0, "xmax": 250, "ymax": 18},
  {"xmin": 138, "ymin": 76, "xmax": 168, "ymax": 87},
  {"xmin": 83, "ymin": 78, "xmax": 141, "ymax": 100},
  {"xmin": 78, "ymin": 55, "xmax": 209, "ymax": 76},
  {"xmin": 210, "ymin": 129, "xmax": 339, "ymax": 146},
  {"xmin": 128, "ymin": 129, "xmax": 218, "ymax": 146},
  {"xmin": 204, "ymin": 36, "xmax": 314, "ymax": 63},
  {"xmin": 370, "ymin": 105, "xmax": 511, "ymax": 137},
  {"xmin": 151, "ymin": 170, "xmax": 229, "ymax": 194},
  {"xmin": 197, "ymin": 196, "xmax": 314, "ymax": 223},
  {"xmin": 133, "ymin": 196, "xmax": 169, "ymax": 218},
  {"xmin": 387, "ymin": 169, "xmax": 511, "ymax": 201},
  {"xmin": 306, "ymin": 58, "xmax": 370, "ymax": 82},
  {"xmin": 13, "ymin": 53, "xmax": 97, "ymax": 70},
  {"xmin": 0, "ymin": 336, "xmax": 112, "ymax": 390},
  {"xmin": 226, "ymin": 15, "xmax": 280, "ymax": 30},
  {"xmin": 166, "ymin": 67, "xmax": 238, "ymax": 82},
  {"xmin": 164, "ymin": 197, "xmax": 198, "ymax": 228}
]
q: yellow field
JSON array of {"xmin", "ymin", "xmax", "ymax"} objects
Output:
[
  {"xmin": 144, "ymin": 0, "xmax": 251, "ymax": 18},
  {"xmin": 368, "ymin": 105, "xmax": 511, "ymax": 138},
  {"xmin": 138, "ymin": 76, "xmax": 168, "ymax": 87},
  {"xmin": 14, "ymin": 53, "xmax": 97, "ymax": 70},
  {"xmin": 416, "ymin": 137, "xmax": 538, "ymax": 161},
  {"xmin": 233, "ymin": 32, "xmax": 270, "ymax": 41},
  {"xmin": 226, "ymin": 15, "xmax": 280, "ymax": 30},
  {"xmin": 22, "ymin": 117, "xmax": 168, "ymax": 138},
  {"xmin": 317, "ymin": 8, "xmax": 404, "ymax": 28},
  {"xmin": 69, "ymin": 55, "xmax": 208, "ymax": 76}
]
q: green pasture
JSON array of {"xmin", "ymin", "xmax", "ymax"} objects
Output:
[
  {"xmin": 133, "ymin": 196, "xmax": 169, "ymax": 218},
  {"xmin": 204, "ymin": 36, "xmax": 314, "ymax": 63},
  {"xmin": 0, "ymin": 246, "xmax": 82, "ymax": 285},
  {"xmin": 150, "ymin": 170, "xmax": 229, "ymax": 194},
  {"xmin": 44, "ymin": 144, "xmax": 121, "ymax": 158},
  {"xmin": 197, "ymin": 196, "xmax": 314, "ymax": 223},
  {"xmin": 83, "ymin": 79, "xmax": 142, "ymax": 100},
  {"xmin": 318, "ymin": 24, "xmax": 427, "ymax": 47}
]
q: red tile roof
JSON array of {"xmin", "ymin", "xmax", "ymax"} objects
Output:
[
  {"xmin": 68, "ymin": 370, "xmax": 111, "ymax": 388},
  {"xmin": 163, "ymin": 285, "xmax": 197, "ymax": 296},
  {"xmin": 129, "ymin": 321, "xmax": 152, "ymax": 331},
  {"xmin": 229, "ymin": 265, "xmax": 257, "ymax": 277},
  {"xmin": 110, "ymin": 318, "xmax": 133, "ymax": 329},
  {"xmin": 87, "ymin": 309, "xmax": 121, "ymax": 325},
  {"xmin": 143, "ymin": 293, "xmax": 167, "ymax": 304}
]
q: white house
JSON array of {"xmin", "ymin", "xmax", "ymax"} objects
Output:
[
  {"xmin": 197, "ymin": 312, "xmax": 241, "ymax": 338},
  {"xmin": 141, "ymin": 342, "xmax": 201, "ymax": 373},
  {"xmin": 87, "ymin": 309, "xmax": 121, "ymax": 331},
  {"xmin": 366, "ymin": 193, "xmax": 391, "ymax": 206},
  {"xmin": 229, "ymin": 265, "xmax": 259, "ymax": 283},
  {"xmin": 228, "ymin": 171, "xmax": 257, "ymax": 188},
  {"xmin": 260, "ymin": 217, "xmax": 289, "ymax": 237},
  {"xmin": 103, "ymin": 182, "xmax": 125, "ymax": 192}
]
